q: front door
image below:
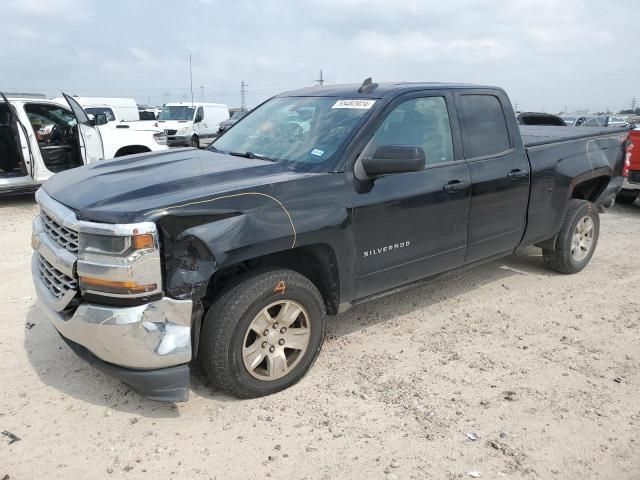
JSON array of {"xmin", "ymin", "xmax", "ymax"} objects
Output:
[
  {"xmin": 63, "ymin": 93, "xmax": 104, "ymax": 164},
  {"xmin": 352, "ymin": 93, "xmax": 471, "ymax": 299},
  {"xmin": 453, "ymin": 91, "xmax": 530, "ymax": 263}
]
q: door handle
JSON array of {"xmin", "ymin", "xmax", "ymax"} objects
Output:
[
  {"xmin": 443, "ymin": 180, "xmax": 469, "ymax": 193},
  {"xmin": 507, "ymin": 169, "xmax": 529, "ymax": 180}
]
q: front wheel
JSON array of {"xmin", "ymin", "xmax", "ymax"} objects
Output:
[
  {"xmin": 191, "ymin": 135, "xmax": 200, "ymax": 149},
  {"xmin": 200, "ymin": 269, "xmax": 326, "ymax": 398},
  {"xmin": 543, "ymin": 199, "xmax": 600, "ymax": 274}
]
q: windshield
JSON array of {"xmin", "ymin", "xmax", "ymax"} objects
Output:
[
  {"xmin": 159, "ymin": 105, "xmax": 195, "ymax": 121},
  {"xmin": 210, "ymin": 96, "xmax": 374, "ymax": 170}
]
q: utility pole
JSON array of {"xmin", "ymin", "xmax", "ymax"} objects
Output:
[
  {"xmin": 514, "ymin": 101, "xmax": 519, "ymax": 112},
  {"xmin": 200, "ymin": 86, "xmax": 205, "ymax": 102},
  {"xmin": 189, "ymin": 54, "xmax": 194, "ymax": 106},
  {"xmin": 632, "ymin": 97, "xmax": 637, "ymax": 111},
  {"xmin": 315, "ymin": 70, "xmax": 324, "ymax": 86},
  {"xmin": 240, "ymin": 81, "xmax": 247, "ymax": 110}
]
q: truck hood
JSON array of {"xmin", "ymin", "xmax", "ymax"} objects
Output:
[{"xmin": 43, "ymin": 148, "xmax": 315, "ymax": 223}]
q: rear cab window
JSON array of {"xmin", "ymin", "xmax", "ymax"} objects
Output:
[{"xmin": 458, "ymin": 94, "xmax": 511, "ymax": 158}]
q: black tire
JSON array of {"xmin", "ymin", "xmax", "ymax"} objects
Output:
[
  {"xmin": 542, "ymin": 199, "xmax": 599, "ymax": 274},
  {"xmin": 200, "ymin": 269, "xmax": 326, "ymax": 398},
  {"xmin": 615, "ymin": 190, "xmax": 638, "ymax": 205},
  {"xmin": 191, "ymin": 135, "xmax": 200, "ymax": 149}
]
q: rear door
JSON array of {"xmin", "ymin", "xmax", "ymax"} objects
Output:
[
  {"xmin": 63, "ymin": 93, "xmax": 104, "ymax": 164},
  {"xmin": 453, "ymin": 90, "xmax": 530, "ymax": 263}
]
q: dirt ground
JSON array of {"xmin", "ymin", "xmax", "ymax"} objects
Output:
[{"xmin": 1, "ymin": 194, "xmax": 639, "ymax": 480}]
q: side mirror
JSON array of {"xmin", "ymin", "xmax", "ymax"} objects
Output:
[
  {"xmin": 94, "ymin": 113, "xmax": 108, "ymax": 126},
  {"xmin": 359, "ymin": 145, "xmax": 426, "ymax": 177}
]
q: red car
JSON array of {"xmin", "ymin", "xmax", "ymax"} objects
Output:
[{"xmin": 617, "ymin": 128, "xmax": 640, "ymax": 204}]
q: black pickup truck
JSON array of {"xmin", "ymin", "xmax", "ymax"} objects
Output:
[{"xmin": 31, "ymin": 80, "xmax": 628, "ymax": 401}]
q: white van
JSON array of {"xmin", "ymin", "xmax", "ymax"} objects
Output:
[
  {"xmin": 0, "ymin": 92, "xmax": 168, "ymax": 195},
  {"xmin": 158, "ymin": 102, "xmax": 229, "ymax": 148}
]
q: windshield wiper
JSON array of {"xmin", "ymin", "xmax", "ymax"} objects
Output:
[{"xmin": 228, "ymin": 151, "xmax": 278, "ymax": 162}]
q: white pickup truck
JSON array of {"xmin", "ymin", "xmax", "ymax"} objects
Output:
[{"xmin": 0, "ymin": 92, "xmax": 168, "ymax": 194}]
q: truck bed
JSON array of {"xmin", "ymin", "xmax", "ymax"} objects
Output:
[
  {"xmin": 520, "ymin": 125, "xmax": 628, "ymax": 147},
  {"xmin": 519, "ymin": 124, "xmax": 626, "ymax": 249}
]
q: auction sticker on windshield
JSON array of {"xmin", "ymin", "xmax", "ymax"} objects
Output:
[{"xmin": 332, "ymin": 99, "xmax": 376, "ymax": 109}]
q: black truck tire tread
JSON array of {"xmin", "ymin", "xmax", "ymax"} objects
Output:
[
  {"xmin": 200, "ymin": 269, "xmax": 325, "ymax": 398},
  {"xmin": 542, "ymin": 199, "xmax": 599, "ymax": 274}
]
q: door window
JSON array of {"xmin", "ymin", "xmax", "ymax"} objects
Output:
[
  {"xmin": 458, "ymin": 94, "xmax": 511, "ymax": 158},
  {"xmin": 195, "ymin": 107, "xmax": 204, "ymax": 122},
  {"xmin": 366, "ymin": 97, "xmax": 454, "ymax": 166}
]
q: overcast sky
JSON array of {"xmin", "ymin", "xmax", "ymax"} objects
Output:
[{"xmin": 1, "ymin": 0, "xmax": 638, "ymax": 113}]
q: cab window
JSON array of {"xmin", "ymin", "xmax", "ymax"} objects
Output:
[
  {"xmin": 367, "ymin": 97, "xmax": 454, "ymax": 166},
  {"xmin": 458, "ymin": 94, "xmax": 511, "ymax": 158},
  {"xmin": 195, "ymin": 107, "xmax": 204, "ymax": 122},
  {"xmin": 85, "ymin": 107, "xmax": 115, "ymax": 122}
]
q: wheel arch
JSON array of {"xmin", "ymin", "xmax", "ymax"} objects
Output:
[
  {"xmin": 204, "ymin": 243, "xmax": 340, "ymax": 316},
  {"xmin": 570, "ymin": 174, "xmax": 611, "ymax": 203},
  {"xmin": 114, "ymin": 145, "xmax": 151, "ymax": 157}
]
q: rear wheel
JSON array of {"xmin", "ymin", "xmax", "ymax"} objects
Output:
[
  {"xmin": 200, "ymin": 269, "xmax": 326, "ymax": 398},
  {"xmin": 191, "ymin": 135, "xmax": 200, "ymax": 149},
  {"xmin": 543, "ymin": 199, "xmax": 599, "ymax": 274},
  {"xmin": 615, "ymin": 190, "xmax": 638, "ymax": 205}
]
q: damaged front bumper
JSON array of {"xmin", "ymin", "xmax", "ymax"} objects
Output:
[{"xmin": 32, "ymin": 255, "xmax": 193, "ymax": 402}]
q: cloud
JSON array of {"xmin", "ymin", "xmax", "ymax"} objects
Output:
[
  {"xmin": 8, "ymin": 0, "xmax": 94, "ymax": 20},
  {"xmin": 354, "ymin": 31, "xmax": 512, "ymax": 63},
  {"xmin": 0, "ymin": 0, "xmax": 637, "ymax": 113}
]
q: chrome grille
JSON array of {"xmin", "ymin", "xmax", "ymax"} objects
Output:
[
  {"xmin": 165, "ymin": 129, "xmax": 177, "ymax": 136},
  {"xmin": 41, "ymin": 210, "xmax": 79, "ymax": 253},
  {"xmin": 37, "ymin": 254, "xmax": 78, "ymax": 300}
]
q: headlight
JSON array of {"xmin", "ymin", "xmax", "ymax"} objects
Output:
[
  {"xmin": 79, "ymin": 233, "xmax": 131, "ymax": 256},
  {"xmin": 77, "ymin": 231, "xmax": 161, "ymax": 297},
  {"xmin": 153, "ymin": 132, "xmax": 167, "ymax": 145},
  {"xmin": 176, "ymin": 127, "xmax": 190, "ymax": 135}
]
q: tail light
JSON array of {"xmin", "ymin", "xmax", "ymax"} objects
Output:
[{"xmin": 623, "ymin": 136, "xmax": 633, "ymax": 178}]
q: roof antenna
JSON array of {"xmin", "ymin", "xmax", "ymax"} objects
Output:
[{"xmin": 358, "ymin": 77, "xmax": 378, "ymax": 94}]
